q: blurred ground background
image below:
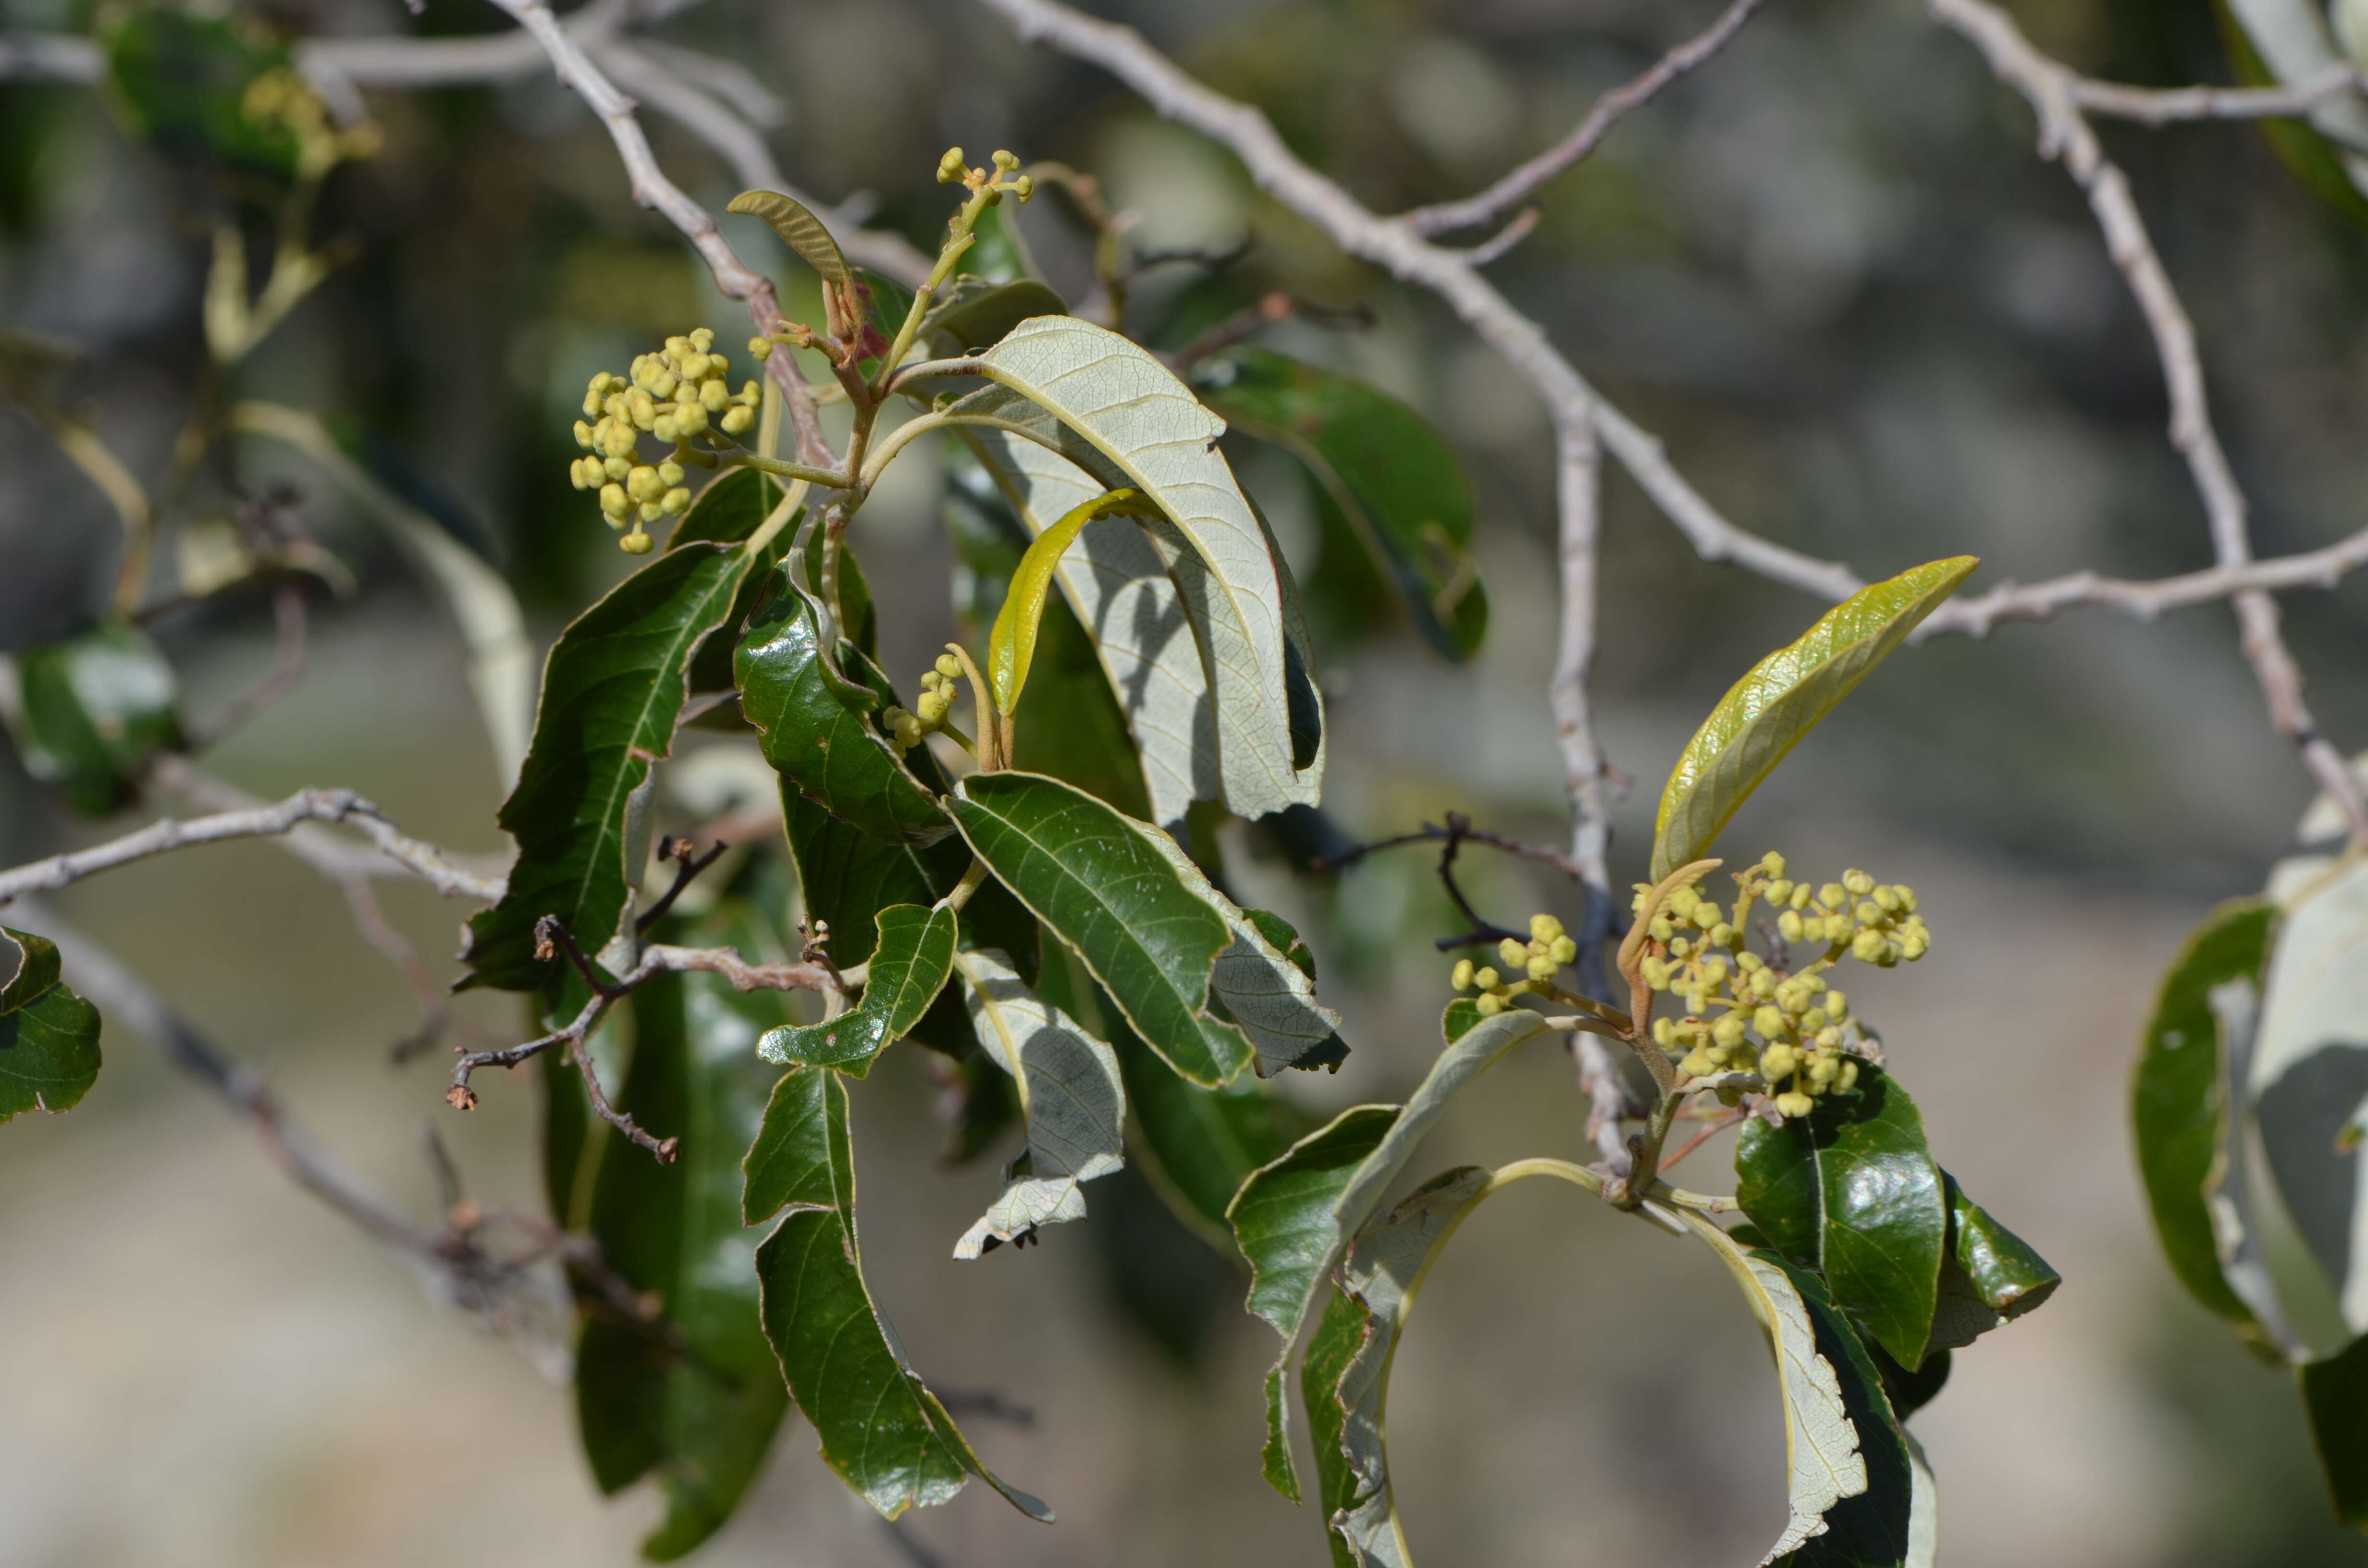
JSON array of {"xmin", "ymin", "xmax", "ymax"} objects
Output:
[{"xmin": 5, "ymin": 0, "xmax": 2368, "ymax": 1563}]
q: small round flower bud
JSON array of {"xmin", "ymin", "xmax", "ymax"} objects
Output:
[
  {"xmin": 701, "ymin": 378, "xmax": 730, "ymax": 412},
  {"xmin": 1894, "ymin": 885, "xmax": 1917, "ymax": 912},
  {"xmin": 1776, "ymin": 909, "xmax": 1803, "ymax": 943},
  {"xmin": 1761, "ymin": 851, "xmax": 1788, "ymax": 877},
  {"xmin": 1530, "ymin": 913, "xmax": 1564, "ymax": 943},
  {"xmin": 657, "ymin": 461, "xmax": 685, "ymax": 488},
  {"xmin": 1710, "ymin": 922, "xmax": 1736, "ymax": 948},
  {"xmin": 1815, "ymin": 1026, "xmax": 1841, "ymax": 1049},
  {"xmin": 720, "ymin": 405, "xmax": 754, "ymax": 435},
  {"xmin": 1669, "ymin": 936, "xmax": 1691, "ymax": 959},
  {"xmin": 1873, "ymin": 885, "xmax": 1901, "ymax": 913},
  {"xmin": 1838, "ymin": 1059, "xmax": 1860, "ymax": 1091},
  {"xmin": 600, "ymin": 482, "xmax": 629, "ymax": 517},
  {"xmin": 1825, "ymin": 990, "xmax": 1847, "ymax": 1021},
  {"xmin": 629, "ymin": 390, "xmax": 658, "ymax": 429},
  {"xmin": 1712, "ymin": 1014, "xmax": 1747, "ymax": 1049},
  {"xmin": 1499, "ymin": 937, "xmax": 1527, "ymax": 969},
  {"xmin": 1526, "ymin": 955, "xmax": 1556, "ymax": 982},
  {"xmin": 676, "ymin": 402, "xmax": 709, "ymax": 435},
  {"xmin": 1807, "ymin": 1054, "xmax": 1840, "ymax": 1086},
  {"xmin": 992, "ymin": 148, "xmax": 1020, "ymax": 171},
  {"xmin": 895, "ymin": 713, "xmax": 925, "ymax": 747},
  {"xmin": 638, "ymin": 502, "xmax": 663, "ymax": 524},
  {"xmin": 1652, "ymin": 1017, "xmax": 1677, "ymax": 1047},
  {"xmin": 689, "ymin": 328, "xmax": 715, "ymax": 352},
  {"xmin": 1776, "ymin": 1091, "xmax": 1815, "ymax": 1120},
  {"xmin": 749, "ymin": 335, "xmax": 773, "ymax": 358},
  {"xmin": 1014, "ymin": 174, "xmax": 1034, "ymax": 201},
  {"xmin": 1548, "ymin": 936, "xmax": 1578, "ymax": 965},
  {"xmin": 1856, "ymin": 900, "xmax": 1883, "ymax": 926},
  {"xmin": 1762, "ymin": 1044, "xmax": 1798, "ymax": 1079},
  {"xmin": 1801, "ymin": 1007, "xmax": 1829, "ymax": 1032},
  {"xmin": 1670, "ymin": 886, "xmax": 1700, "ymax": 917},
  {"xmin": 1680, "ymin": 1051, "xmax": 1715, "ymax": 1078},
  {"xmin": 1754, "ymin": 1004, "xmax": 1787, "ymax": 1038},
  {"xmin": 1843, "ymin": 869, "xmax": 1875, "ymax": 896},
  {"xmin": 601, "ymin": 456, "xmax": 628, "ymax": 480},
  {"xmin": 1819, "ymin": 883, "xmax": 1848, "ymax": 910},
  {"xmin": 1475, "ymin": 993, "xmax": 1505, "ymax": 1017},
  {"xmin": 1693, "ymin": 900, "xmax": 1722, "ymax": 929},
  {"xmin": 1649, "ymin": 916, "xmax": 1674, "ymax": 943},
  {"xmin": 1736, "ymin": 951, "xmax": 1763, "ymax": 973},
  {"xmin": 1451, "ymin": 958, "xmax": 1475, "ymax": 991},
  {"xmin": 661, "ymin": 487, "xmax": 691, "ymax": 514},
  {"xmin": 619, "ymin": 527, "xmax": 654, "ymax": 555},
  {"xmin": 1641, "ymin": 956, "xmax": 1669, "ymax": 991},
  {"xmin": 678, "ymin": 352, "xmax": 709, "ymax": 382},
  {"xmin": 938, "ymin": 146, "xmax": 967, "ymax": 182},
  {"xmin": 1851, "ymin": 928, "xmax": 1886, "ymax": 963},
  {"xmin": 1764, "ymin": 878, "xmax": 1793, "ymax": 906},
  {"xmin": 573, "ymin": 419, "xmax": 595, "ymax": 449},
  {"xmin": 1473, "ymin": 967, "xmax": 1500, "ymax": 991}
]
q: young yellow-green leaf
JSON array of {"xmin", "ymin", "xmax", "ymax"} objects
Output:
[
  {"xmin": 727, "ymin": 190, "xmax": 851, "ymax": 290},
  {"xmin": 577, "ymin": 900, "xmax": 790, "ymax": 1560},
  {"xmin": 1649, "ymin": 557, "xmax": 1977, "ymax": 882},
  {"xmin": 735, "ymin": 571, "xmax": 954, "ymax": 848},
  {"xmin": 2301, "ymin": 1330, "xmax": 2368, "ymax": 1527},
  {"xmin": 1735, "ymin": 1065, "xmax": 1949, "ymax": 1368},
  {"xmin": 1227, "ymin": 1007, "xmax": 1554, "ymax": 1499},
  {"xmin": 954, "ymin": 419, "xmax": 1212, "ymax": 827},
  {"xmin": 756, "ymin": 904, "xmax": 955, "ymax": 1077},
  {"xmin": 744, "ymin": 1066, "xmax": 1053, "ymax": 1522},
  {"xmin": 0, "ymin": 954, "xmax": 101, "ymax": 1123},
  {"xmin": 967, "ymin": 317, "xmax": 1322, "ymax": 814},
  {"xmin": 1190, "ymin": 348, "xmax": 1488, "ymax": 662},
  {"xmin": 948, "ymin": 772, "xmax": 1252, "ymax": 1085},
  {"xmin": 2134, "ymin": 899, "xmax": 2279, "ymax": 1334},
  {"xmin": 0, "ymin": 926, "xmax": 62, "ymax": 1016},
  {"xmin": 463, "ymin": 535, "xmax": 769, "ymax": 991},
  {"xmin": 988, "ymin": 487, "xmax": 1152, "ymax": 714},
  {"xmin": 8, "ymin": 623, "xmax": 182, "ymax": 817},
  {"xmin": 949, "ymin": 947, "xmax": 1125, "ymax": 1257}
]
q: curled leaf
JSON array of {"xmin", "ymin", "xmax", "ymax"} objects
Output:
[{"xmin": 988, "ymin": 487, "xmax": 1153, "ymax": 715}]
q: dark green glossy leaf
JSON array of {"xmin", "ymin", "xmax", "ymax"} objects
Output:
[
  {"xmin": 2133, "ymin": 899, "xmax": 2276, "ymax": 1330},
  {"xmin": 1191, "ymin": 349, "xmax": 1486, "ymax": 661},
  {"xmin": 1736, "ymin": 1066, "xmax": 1948, "ymax": 1368},
  {"xmin": 463, "ymin": 539, "xmax": 763, "ymax": 991},
  {"xmin": 1870, "ymin": 1342, "xmax": 1952, "ymax": 1424},
  {"xmin": 676, "ymin": 469, "xmax": 798, "ymax": 709},
  {"xmin": 9, "ymin": 623, "xmax": 182, "ymax": 816},
  {"xmin": 1651, "ymin": 557, "xmax": 1976, "ymax": 882},
  {"xmin": 100, "ymin": 5, "xmax": 299, "ymax": 180},
  {"xmin": 736, "ymin": 573, "xmax": 953, "ymax": 847},
  {"xmin": 578, "ymin": 901, "xmax": 790, "ymax": 1560},
  {"xmin": 0, "ymin": 925, "xmax": 62, "ymax": 1016},
  {"xmin": 756, "ymin": 904, "xmax": 955, "ymax": 1076},
  {"xmin": 0, "ymin": 960, "xmax": 101, "ymax": 1122},
  {"xmin": 1924, "ymin": 1173, "xmax": 2059, "ymax": 1355},
  {"xmin": 745, "ymin": 1066, "xmax": 1053, "ymax": 1521},
  {"xmin": 949, "ymin": 771, "xmax": 1251, "ymax": 1085},
  {"xmin": 2302, "ymin": 1331, "xmax": 2368, "ymax": 1527},
  {"xmin": 923, "ymin": 277, "xmax": 1068, "ymax": 355}
]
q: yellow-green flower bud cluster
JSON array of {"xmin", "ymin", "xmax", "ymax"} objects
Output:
[
  {"xmin": 935, "ymin": 147, "xmax": 1036, "ymax": 206},
  {"xmin": 567, "ymin": 328, "xmax": 761, "ymax": 553},
  {"xmin": 1447, "ymin": 914, "xmax": 1580, "ymax": 1017},
  {"xmin": 242, "ymin": 68, "xmax": 381, "ymax": 181},
  {"xmin": 881, "ymin": 654, "xmax": 966, "ymax": 757},
  {"xmin": 1625, "ymin": 851, "xmax": 1925, "ymax": 1122}
]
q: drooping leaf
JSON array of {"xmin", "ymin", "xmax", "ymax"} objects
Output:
[
  {"xmin": 0, "ymin": 926, "xmax": 63, "ymax": 1016},
  {"xmin": 99, "ymin": 5, "xmax": 300, "ymax": 180},
  {"xmin": 578, "ymin": 901, "xmax": 790, "ymax": 1560},
  {"xmin": 464, "ymin": 534, "xmax": 771, "ymax": 991},
  {"xmin": 963, "ymin": 316, "xmax": 1323, "ymax": 814},
  {"xmin": 1226, "ymin": 1007, "xmax": 1554, "ymax": 1498},
  {"xmin": 2134, "ymin": 899, "xmax": 2280, "ymax": 1333},
  {"xmin": 2249, "ymin": 857, "xmax": 2368, "ymax": 1338},
  {"xmin": 950, "ymin": 947, "xmax": 1125, "ymax": 1256},
  {"xmin": 8, "ymin": 623, "xmax": 182, "ymax": 816},
  {"xmin": 1763, "ymin": 1251, "xmax": 1919, "ymax": 1568},
  {"xmin": 1650, "ymin": 557, "xmax": 1977, "ymax": 882},
  {"xmin": 1317, "ymin": 1164, "xmax": 1494, "ymax": 1565},
  {"xmin": 1190, "ymin": 348, "xmax": 1487, "ymax": 661},
  {"xmin": 1668, "ymin": 1211, "xmax": 1895, "ymax": 1565},
  {"xmin": 1923, "ymin": 1173, "xmax": 2060, "ymax": 1356},
  {"xmin": 2301, "ymin": 1330, "xmax": 2368, "ymax": 1527},
  {"xmin": 951, "ymin": 771, "xmax": 1339, "ymax": 1082},
  {"xmin": 955, "ymin": 419, "xmax": 1214, "ymax": 827},
  {"xmin": 0, "ymin": 953, "xmax": 101, "ymax": 1122},
  {"xmin": 744, "ymin": 1066, "xmax": 1053, "ymax": 1522},
  {"xmin": 1735, "ymin": 1065, "xmax": 1949, "ymax": 1368},
  {"xmin": 755, "ymin": 903, "xmax": 955, "ymax": 1076},
  {"xmin": 989, "ymin": 487, "xmax": 1153, "ymax": 715},
  {"xmin": 921, "ymin": 278, "xmax": 1068, "ymax": 355},
  {"xmin": 735, "ymin": 569, "xmax": 954, "ymax": 848},
  {"xmin": 1302, "ymin": 1288, "xmax": 1368, "ymax": 1568}
]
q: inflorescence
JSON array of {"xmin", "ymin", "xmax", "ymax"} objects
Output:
[
  {"xmin": 882, "ymin": 654, "xmax": 967, "ymax": 756},
  {"xmin": 1448, "ymin": 853, "xmax": 1932, "ymax": 1123},
  {"xmin": 568, "ymin": 328, "xmax": 761, "ymax": 554}
]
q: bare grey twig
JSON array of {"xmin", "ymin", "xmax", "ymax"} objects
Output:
[
  {"xmin": 1401, "ymin": 0, "xmax": 1773, "ymax": 239},
  {"xmin": 1927, "ymin": 0, "xmax": 2368, "ymax": 849}
]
